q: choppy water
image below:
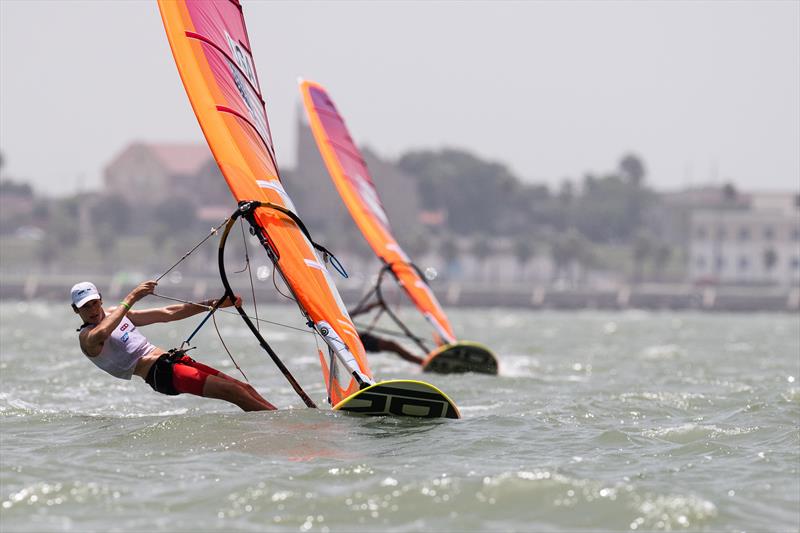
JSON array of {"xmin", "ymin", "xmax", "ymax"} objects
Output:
[{"xmin": 1, "ymin": 301, "xmax": 798, "ymax": 532}]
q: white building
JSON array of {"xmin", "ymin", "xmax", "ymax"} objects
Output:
[{"xmin": 689, "ymin": 193, "xmax": 800, "ymax": 286}]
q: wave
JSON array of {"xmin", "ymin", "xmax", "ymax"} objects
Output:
[{"xmin": 641, "ymin": 423, "xmax": 759, "ymax": 442}]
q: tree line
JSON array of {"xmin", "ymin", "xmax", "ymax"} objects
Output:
[{"xmin": 1, "ymin": 148, "xmax": 681, "ymax": 283}]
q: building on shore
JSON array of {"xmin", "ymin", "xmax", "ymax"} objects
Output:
[
  {"xmin": 103, "ymin": 142, "xmax": 232, "ymax": 223},
  {"xmin": 689, "ymin": 192, "xmax": 800, "ymax": 286}
]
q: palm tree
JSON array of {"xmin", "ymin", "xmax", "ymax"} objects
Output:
[
  {"xmin": 632, "ymin": 230, "xmax": 654, "ymax": 283},
  {"xmin": 151, "ymin": 223, "xmax": 171, "ymax": 252},
  {"xmin": 619, "ymin": 153, "xmax": 646, "ymax": 186},
  {"xmin": 549, "ymin": 233, "xmax": 570, "ymax": 283},
  {"xmin": 653, "ymin": 242, "xmax": 673, "ymax": 282},
  {"xmin": 37, "ymin": 234, "xmax": 58, "ymax": 273},
  {"xmin": 91, "ymin": 195, "xmax": 131, "ymax": 233},
  {"xmin": 94, "ymin": 223, "xmax": 117, "ymax": 272},
  {"xmin": 722, "ymin": 182, "xmax": 738, "ymax": 205},
  {"xmin": 439, "ymin": 237, "xmax": 460, "ymax": 280},
  {"xmin": 403, "ymin": 232, "xmax": 432, "ymax": 262},
  {"xmin": 549, "ymin": 229, "xmax": 586, "ymax": 286},
  {"xmin": 470, "ymin": 235, "xmax": 494, "ymax": 282},
  {"xmin": 512, "ymin": 237, "xmax": 536, "ymax": 282}
]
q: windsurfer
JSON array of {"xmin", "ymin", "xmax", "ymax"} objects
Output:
[
  {"xmin": 358, "ymin": 330, "xmax": 423, "ymax": 365},
  {"xmin": 72, "ymin": 280, "xmax": 275, "ymax": 412},
  {"xmin": 350, "ymin": 301, "xmax": 424, "ymax": 365}
]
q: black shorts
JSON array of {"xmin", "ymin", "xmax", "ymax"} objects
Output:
[
  {"xmin": 145, "ymin": 352, "xmax": 182, "ymax": 396},
  {"xmin": 359, "ymin": 331, "xmax": 381, "ymax": 353}
]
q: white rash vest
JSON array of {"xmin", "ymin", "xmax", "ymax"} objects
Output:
[{"xmin": 81, "ymin": 315, "xmax": 155, "ymax": 380}]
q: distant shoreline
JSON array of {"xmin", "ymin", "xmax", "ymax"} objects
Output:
[{"xmin": 2, "ymin": 274, "xmax": 797, "ymax": 313}]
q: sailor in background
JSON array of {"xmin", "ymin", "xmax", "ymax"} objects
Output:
[
  {"xmin": 350, "ymin": 301, "xmax": 423, "ymax": 366},
  {"xmin": 357, "ymin": 330, "xmax": 423, "ymax": 365},
  {"xmin": 71, "ymin": 280, "xmax": 275, "ymax": 411}
]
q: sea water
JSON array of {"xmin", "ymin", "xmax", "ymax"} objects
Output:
[{"xmin": 1, "ymin": 302, "xmax": 798, "ymax": 532}]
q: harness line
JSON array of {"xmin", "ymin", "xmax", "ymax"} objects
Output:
[
  {"xmin": 151, "ymin": 293, "xmax": 315, "ymax": 335},
  {"xmin": 239, "ymin": 219, "xmax": 261, "ymax": 332},
  {"xmin": 154, "ymin": 217, "xmax": 229, "ymax": 283},
  {"xmin": 211, "ymin": 312, "xmax": 249, "ymax": 382}
]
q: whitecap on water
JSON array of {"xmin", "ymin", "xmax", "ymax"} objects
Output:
[
  {"xmin": 641, "ymin": 423, "xmax": 758, "ymax": 442},
  {"xmin": 458, "ymin": 403, "xmax": 502, "ymax": 413},
  {"xmin": 632, "ymin": 493, "xmax": 717, "ymax": 530},
  {"xmin": 618, "ymin": 391, "xmax": 708, "ymax": 411},
  {"xmin": 640, "ymin": 344, "xmax": 686, "ymax": 360},
  {"xmin": 780, "ymin": 387, "xmax": 800, "ymax": 403},
  {"xmin": 490, "ymin": 354, "xmax": 539, "ymax": 378},
  {"xmin": 495, "ymin": 315, "xmax": 521, "ymax": 328},
  {"xmin": 2, "ymin": 480, "xmax": 117, "ymax": 510},
  {"xmin": 725, "ymin": 341, "xmax": 753, "ymax": 353}
]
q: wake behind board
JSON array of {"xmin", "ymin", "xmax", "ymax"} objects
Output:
[
  {"xmin": 422, "ymin": 341, "xmax": 499, "ymax": 375},
  {"xmin": 333, "ymin": 379, "xmax": 461, "ymax": 419}
]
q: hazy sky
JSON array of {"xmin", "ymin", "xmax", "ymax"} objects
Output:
[{"xmin": 1, "ymin": 1, "xmax": 798, "ymax": 196}]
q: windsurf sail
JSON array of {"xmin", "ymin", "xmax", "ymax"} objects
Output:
[
  {"xmin": 299, "ymin": 80, "xmax": 457, "ymax": 347},
  {"xmin": 158, "ymin": 0, "xmax": 373, "ymax": 406}
]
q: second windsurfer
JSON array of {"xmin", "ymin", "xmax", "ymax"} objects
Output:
[
  {"xmin": 357, "ymin": 331, "xmax": 423, "ymax": 365},
  {"xmin": 350, "ymin": 302, "xmax": 424, "ymax": 365},
  {"xmin": 72, "ymin": 280, "xmax": 276, "ymax": 412}
]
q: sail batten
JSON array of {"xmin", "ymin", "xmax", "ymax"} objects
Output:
[{"xmin": 184, "ymin": 31, "xmax": 265, "ymax": 103}]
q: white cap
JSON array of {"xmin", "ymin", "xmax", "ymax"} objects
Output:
[{"xmin": 71, "ymin": 281, "xmax": 101, "ymax": 308}]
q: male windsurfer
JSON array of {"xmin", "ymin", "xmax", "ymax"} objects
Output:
[
  {"xmin": 72, "ymin": 280, "xmax": 275, "ymax": 412},
  {"xmin": 350, "ymin": 301, "xmax": 424, "ymax": 365}
]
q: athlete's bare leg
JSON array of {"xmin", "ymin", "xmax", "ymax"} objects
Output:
[
  {"xmin": 202, "ymin": 375, "xmax": 276, "ymax": 411},
  {"xmin": 214, "ymin": 372, "xmax": 275, "ymax": 408}
]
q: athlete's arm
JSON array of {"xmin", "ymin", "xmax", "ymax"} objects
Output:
[
  {"xmin": 349, "ymin": 300, "xmax": 382, "ymax": 318},
  {"xmin": 129, "ymin": 295, "xmax": 242, "ymax": 326},
  {"xmin": 378, "ymin": 338, "xmax": 424, "ymax": 365},
  {"xmin": 81, "ymin": 281, "xmax": 156, "ymax": 356}
]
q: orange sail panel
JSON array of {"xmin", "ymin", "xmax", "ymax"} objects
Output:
[
  {"xmin": 158, "ymin": 1, "xmax": 372, "ymax": 406},
  {"xmin": 299, "ymin": 80, "xmax": 457, "ymax": 346}
]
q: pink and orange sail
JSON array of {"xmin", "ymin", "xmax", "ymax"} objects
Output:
[
  {"xmin": 299, "ymin": 80, "xmax": 457, "ymax": 347},
  {"xmin": 158, "ymin": 0, "xmax": 372, "ymax": 406}
]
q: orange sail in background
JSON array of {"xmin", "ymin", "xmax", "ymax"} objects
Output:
[
  {"xmin": 299, "ymin": 80, "xmax": 457, "ymax": 346},
  {"xmin": 158, "ymin": 1, "xmax": 372, "ymax": 406}
]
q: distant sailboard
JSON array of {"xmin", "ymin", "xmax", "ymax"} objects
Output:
[
  {"xmin": 158, "ymin": 0, "xmax": 460, "ymax": 418},
  {"xmin": 299, "ymin": 80, "xmax": 498, "ymax": 375}
]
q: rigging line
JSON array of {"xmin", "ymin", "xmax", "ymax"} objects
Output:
[
  {"xmin": 218, "ymin": 208, "xmax": 316, "ymax": 408},
  {"xmin": 212, "ymin": 312, "xmax": 249, "ymax": 382},
  {"xmin": 350, "ymin": 286, "xmax": 378, "ymax": 317},
  {"xmin": 309, "ymin": 324, "xmax": 331, "ymax": 404},
  {"xmin": 231, "ymin": 219, "xmax": 250, "ymax": 274},
  {"xmin": 352, "ymin": 321, "xmax": 413, "ymax": 341},
  {"xmin": 239, "ymin": 219, "xmax": 260, "ymax": 331},
  {"xmin": 365, "ymin": 305, "xmax": 385, "ymax": 332},
  {"xmin": 155, "ymin": 217, "xmax": 229, "ymax": 282},
  {"xmin": 181, "ymin": 293, "xmax": 226, "ymax": 348},
  {"xmin": 150, "ymin": 293, "xmax": 314, "ymax": 335},
  {"xmin": 244, "ymin": 200, "xmax": 347, "ymax": 279},
  {"xmin": 374, "ymin": 265, "xmax": 431, "ymax": 353},
  {"xmin": 272, "ymin": 262, "xmax": 296, "ymax": 302}
]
